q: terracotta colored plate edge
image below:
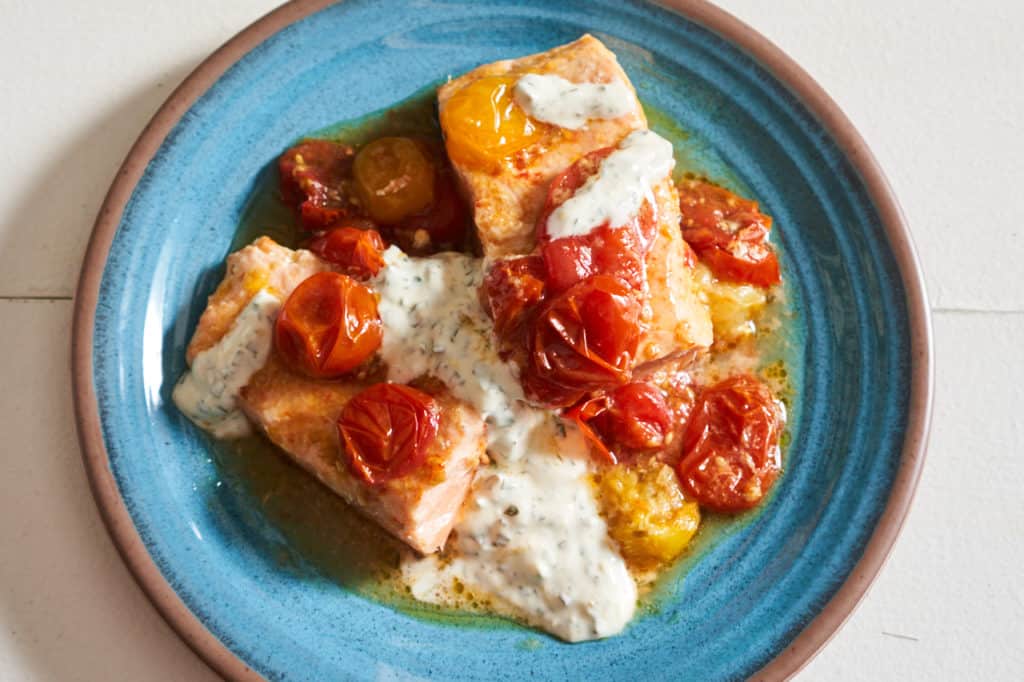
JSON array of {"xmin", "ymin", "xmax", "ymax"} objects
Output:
[{"xmin": 69, "ymin": 1, "xmax": 935, "ymax": 680}]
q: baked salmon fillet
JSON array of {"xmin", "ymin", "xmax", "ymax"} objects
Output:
[
  {"xmin": 438, "ymin": 34, "xmax": 646, "ymax": 258},
  {"xmin": 239, "ymin": 359, "xmax": 485, "ymax": 554},
  {"xmin": 439, "ymin": 36, "xmax": 712, "ymax": 359},
  {"xmin": 185, "ymin": 237, "xmax": 485, "ymax": 554},
  {"xmin": 638, "ymin": 180, "xmax": 714, "ymax": 362},
  {"xmin": 186, "ymin": 236, "xmax": 331, "ymax": 362}
]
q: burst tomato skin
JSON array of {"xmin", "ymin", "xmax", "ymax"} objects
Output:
[
  {"xmin": 537, "ymin": 147, "xmax": 655, "ymax": 295},
  {"xmin": 676, "ymin": 374, "xmax": 783, "ymax": 512},
  {"xmin": 274, "ymin": 272, "xmax": 382, "ymax": 379},
  {"xmin": 483, "ymin": 255, "xmax": 547, "ymax": 338},
  {"xmin": 278, "ymin": 140, "xmax": 357, "ymax": 231},
  {"xmin": 524, "ymin": 275, "xmax": 642, "ymax": 407},
  {"xmin": 677, "ymin": 179, "xmax": 781, "ymax": 288},
  {"xmin": 337, "ymin": 383, "xmax": 440, "ymax": 486},
  {"xmin": 567, "ymin": 382, "xmax": 673, "ymax": 464},
  {"xmin": 307, "ymin": 226, "xmax": 386, "ymax": 279}
]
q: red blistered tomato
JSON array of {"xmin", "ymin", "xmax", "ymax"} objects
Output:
[
  {"xmin": 307, "ymin": 226, "xmax": 386, "ymax": 279},
  {"xmin": 537, "ymin": 148, "xmax": 656, "ymax": 295},
  {"xmin": 524, "ymin": 275, "xmax": 642, "ymax": 407},
  {"xmin": 676, "ymin": 374, "xmax": 783, "ymax": 512},
  {"xmin": 568, "ymin": 382, "xmax": 673, "ymax": 464},
  {"xmin": 337, "ymin": 383, "xmax": 440, "ymax": 486},
  {"xmin": 677, "ymin": 179, "xmax": 781, "ymax": 287},
  {"xmin": 274, "ymin": 272, "xmax": 382, "ymax": 379},
  {"xmin": 594, "ymin": 382, "xmax": 673, "ymax": 452},
  {"xmin": 483, "ymin": 255, "xmax": 546, "ymax": 338},
  {"xmin": 278, "ymin": 139, "xmax": 357, "ymax": 231}
]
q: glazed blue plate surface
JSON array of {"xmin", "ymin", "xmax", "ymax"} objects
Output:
[{"xmin": 89, "ymin": 1, "xmax": 914, "ymax": 679}]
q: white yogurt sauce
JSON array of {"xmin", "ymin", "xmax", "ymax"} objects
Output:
[
  {"xmin": 545, "ymin": 129, "xmax": 675, "ymax": 241},
  {"xmin": 373, "ymin": 247, "xmax": 637, "ymax": 641},
  {"xmin": 513, "ymin": 73, "xmax": 635, "ymax": 130},
  {"xmin": 172, "ymin": 290, "xmax": 280, "ymax": 439}
]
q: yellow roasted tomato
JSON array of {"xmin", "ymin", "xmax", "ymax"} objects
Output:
[
  {"xmin": 440, "ymin": 75, "xmax": 542, "ymax": 172},
  {"xmin": 353, "ymin": 137, "xmax": 435, "ymax": 224},
  {"xmin": 696, "ymin": 264, "xmax": 767, "ymax": 345},
  {"xmin": 594, "ymin": 459, "xmax": 701, "ymax": 572}
]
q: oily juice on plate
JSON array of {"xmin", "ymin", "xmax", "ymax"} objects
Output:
[{"xmin": 213, "ymin": 86, "xmax": 802, "ymax": 630}]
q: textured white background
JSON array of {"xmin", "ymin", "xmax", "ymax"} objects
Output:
[{"xmin": 0, "ymin": 1, "xmax": 1020, "ymax": 679}]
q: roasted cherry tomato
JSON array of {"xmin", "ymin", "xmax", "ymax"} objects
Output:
[
  {"xmin": 483, "ymin": 255, "xmax": 547, "ymax": 338},
  {"xmin": 440, "ymin": 75, "xmax": 542, "ymax": 172},
  {"xmin": 676, "ymin": 374, "xmax": 783, "ymax": 512},
  {"xmin": 389, "ymin": 164, "xmax": 468, "ymax": 252},
  {"xmin": 524, "ymin": 275, "xmax": 642, "ymax": 407},
  {"xmin": 353, "ymin": 137, "xmax": 436, "ymax": 224},
  {"xmin": 595, "ymin": 382, "xmax": 673, "ymax": 452},
  {"xmin": 337, "ymin": 383, "xmax": 440, "ymax": 486},
  {"xmin": 568, "ymin": 382, "xmax": 673, "ymax": 464},
  {"xmin": 538, "ymin": 147, "xmax": 656, "ymax": 294},
  {"xmin": 307, "ymin": 226, "xmax": 386, "ymax": 279},
  {"xmin": 278, "ymin": 139, "xmax": 357, "ymax": 231},
  {"xmin": 677, "ymin": 179, "xmax": 781, "ymax": 288},
  {"xmin": 274, "ymin": 272, "xmax": 382, "ymax": 379}
]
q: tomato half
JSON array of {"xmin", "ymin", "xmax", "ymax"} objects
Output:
[
  {"xmin": 483, "ymin": 255, "xmax": 547, "ymax": 338},
  {"xmin": 537, "ymin": 147, "xmax": 656, "ymax": 295},
  {"xmin": 676, "ymin": 374, "xmax": 783, "ymax": 512},
  {"xmin": 274, "ymin": 272, "xmax": 382, "ymax": 379},
  {"xmin": 677, "ymin": 179, "xmax": 781, "ymax": 288},
  {"xmin": 278, "ymin": 139, "xmax": 357, "ymax": 231},
  {"xmin": 568, "ymin": 382, "xmax": 673, "ymax": 464},
  {"xmin": 307, "ymin": 226, "xmax": 386, "ymax": 279},
  {"xmin": 337, "ymin": 383, "xmax": 440, "ymax": 485},
  {"xmin": 524, "ymin": 275, "xmax": 642, "ymax": 407}
]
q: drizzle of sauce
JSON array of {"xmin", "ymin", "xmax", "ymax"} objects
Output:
[
  {"xmin": 373, "ymin": 247, "xmax": 637, "ymax": 641},
  {"xmin": 545, "ymin": 130, "xmax": 675, "ymax": 241},
  {"xmin": 513, "ymin": 73, "xmax": 635, "ymax": 130},
  {"xmin": 172, "ymin": 290, "xmax": 280, "ymax": 438}
]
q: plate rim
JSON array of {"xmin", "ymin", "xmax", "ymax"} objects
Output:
[{"xmin": 70, "ymin": 1, "xmax": 934, "ymax": 679}]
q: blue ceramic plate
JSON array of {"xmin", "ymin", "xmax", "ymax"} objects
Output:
[{"xmin": 73, "ymin": 1, "xmax": 932, "ymax": 680}]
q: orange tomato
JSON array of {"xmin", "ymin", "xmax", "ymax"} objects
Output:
[
  {"xmin": 441, "ymin": 76, "xmax": 542, "ymax": 172},
  {"xmin": 353, "ymin": 137, "xmax": 436, "ymax": 224},
  {"xmin": 338, "ymin": 383, "xmax": 440, "ymax": 485},
  {"xmin": 274, "ymin": 272, "xmax": 382, "ymax": 378},
  {"xmin": 307, "ymin": 226, "xmax": 386, "ymax": 279}
]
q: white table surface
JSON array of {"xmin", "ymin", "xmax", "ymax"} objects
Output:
[{"xmin": 1, "ymin": 1, "xmax": 1021, "ymax": 679}]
